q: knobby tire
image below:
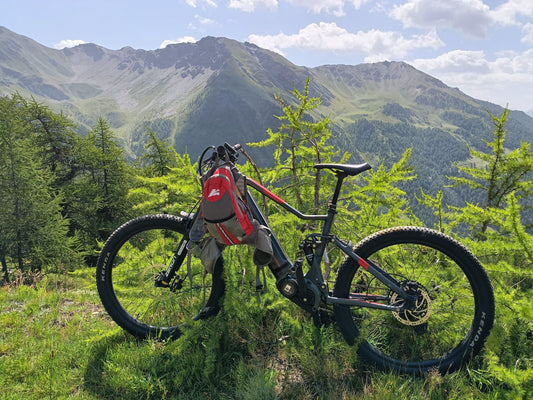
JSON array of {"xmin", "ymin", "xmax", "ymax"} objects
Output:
[
  {"xmin": 333, "ymin": 226, "xmax": 495, "ymax": 374},
  {"xmin": 96, "ymin": 214, "xmax": 225, "ymax": 340}
]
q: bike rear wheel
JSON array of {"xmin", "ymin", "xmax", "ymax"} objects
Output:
[
  {"xmin": 333, "ymin": 226, "xmax": 494, "ymax": 374},
  {"xmin": 96, "ymin": 214, "xmax": 225, "ymax": 340}
]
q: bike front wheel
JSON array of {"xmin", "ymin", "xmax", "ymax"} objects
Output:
[
  {"xmin": 96, "ymin": 214, "xmax": 225, "ymax": 340},
  {"xmin": 333, "ymin": 226, "xmax": 494, "ymax": 374}
]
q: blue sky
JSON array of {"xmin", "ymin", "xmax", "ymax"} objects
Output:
[{"xmin": 2, "ymin": 0, "xmax": 533, "ymax": 113}]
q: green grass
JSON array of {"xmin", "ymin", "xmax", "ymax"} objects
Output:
[{"xmin": 1, "ymin": 267, "xmax": 531, "ymax": 399}]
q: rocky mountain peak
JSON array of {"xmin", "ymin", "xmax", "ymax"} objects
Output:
[{"xmin": 1, "ymin": 26, "xmax": 531, "ymax": 166}]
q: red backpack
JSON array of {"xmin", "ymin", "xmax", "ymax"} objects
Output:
[{"xmin": 200, "ymin": 163, "xmax": 255, "ymax": 245}]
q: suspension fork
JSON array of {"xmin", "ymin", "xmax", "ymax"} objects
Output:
[
  {"xmin": 154, "ymin": 237, "xmax": 189, "ymax": 287},
  {"xmin": 154, "ymin": 215, "xmax": 193, "ymax": 288}
]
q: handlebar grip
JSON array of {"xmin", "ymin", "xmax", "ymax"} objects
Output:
[
  {"xmin": 216, "ymin": 143, "xmax": 241, "ymax": 162},
  {"xmin": 223, "ymin": 143, "xmax": 241, "ymax": 154}
]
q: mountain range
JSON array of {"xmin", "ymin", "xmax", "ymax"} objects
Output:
[{"xmin": 1, "ymin": 25, "xmax": 532, "ymax": 219}]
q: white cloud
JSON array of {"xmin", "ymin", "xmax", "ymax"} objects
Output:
[
  {"xmin": 194, "ymin": 14, "xmax": 216, "ymax": 25},
  {"xmin": 410, "ymin": 49, "xmax": 533, "ymax": 111},
  {"xmin": 53, "ymin": 39, "xmax": 87, "ymax": 49},
  {"xmin": 411, "ymin": 50, "xmax": 489, "ymax": 73},
  {"xmin": 287, "ymin": 0, "xmax": 371, "ymax": 16},
  {"xmin": 160, "ymin": 36, "xmax": 197, "ymax": 48},
  {"xmin": 412, "ymin": 49, "xmax": 533, "ymax": 79},
  {"xmin": 228, "ymin": 1, "xmax": 371, "ymax": 16},
  {"xmin": 248, "ymin": 22, "xmax": 443, "ymax": 61},
  {"xmin": 522, "ymin": 23, "xmax": 533, "ymax": 43},
  {"xmin": 229, "ymin": 0, "xmax": 278, "ymax": 12},
  {"xmin": 187, "ymin": 14, "xmax": 218, "ymax": 31},
  {"xmin": 491, "ymin": 0, "xmax": 533, "ymax": 26},
  {"xmin": 391, "ymin": 0, "xmax": 494, "ymax": 38},
  {"xmin": 185, "ymin": 0, "xmax": 217, "ymax": 8}
]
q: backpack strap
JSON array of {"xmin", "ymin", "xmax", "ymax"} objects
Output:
[
  {"xmin": 213, "ymin": 222, "xmax": 243, "ymax": 245},
  {"xmin": 242, "ymin": 174, "xmax": 247, "ymax": 197},
  {"xmin": 255, "ymin": 264, "xmax": 267, "ymax": 303}
]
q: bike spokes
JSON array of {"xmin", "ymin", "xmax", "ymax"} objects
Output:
[{"xmin": 333, "ymin": 227, "xmax": 494, "ymax": 373}]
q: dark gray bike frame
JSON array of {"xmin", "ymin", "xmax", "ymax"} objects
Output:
[
  {"xmin": 245, "ymin": 177, "xmax": 413, "ymax": 313},
  {"xmin": 158, "ymin": 166, "xmax": 414, "ymax": 313}
]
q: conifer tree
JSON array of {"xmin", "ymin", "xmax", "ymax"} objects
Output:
[
  {"xmin": 138, "ymin": 129, "xmax": 177, "ymax": 177},
  {"xmin": 250, "ymin": 77, "xmax": 345, "ymax": 213},
  {"xmin": 129, "ymin": 152, "xmax": 199, "ymax": 215},
  {"xmin": 19, "ymin": 96, "xmax": 80, "ymax": 188},
  {"xmin": 346, "ymin": 148, "xmax": 417, "ymax": 235},
  {"xmin": 0, "ymin": 95, "xmax": 71, "ymax": 279},
  {"xmin": 447, "ymin": 108, "xmax": 533, "ymax": 237},
  {"xmin": 67, "ymin": 117, "xmax": 133, "ymax": 255},
  {"xmin": 248, "ymin": 78, "xmax": 417, "ymax": 249}
]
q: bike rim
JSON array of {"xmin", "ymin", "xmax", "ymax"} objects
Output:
[
  {"xmin": 110, "ymin": 226, "xmax": 211, "ymax": 331},
  {"xmin": 353, "ymin": 241, "xmax": 477, "ymax": 364}
]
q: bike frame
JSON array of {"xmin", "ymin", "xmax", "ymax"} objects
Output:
[
  {"xmin": 157, "ymin": 162, "xmax": 415, "ymax": 314},
  {"xmin": 245, "ymin": 176, "xmax": 414, "ymax": 313}
]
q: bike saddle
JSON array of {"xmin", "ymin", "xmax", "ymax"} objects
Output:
[{"xmin": 314, "ymin": 163, "xmax": 371, "ymax": 176}]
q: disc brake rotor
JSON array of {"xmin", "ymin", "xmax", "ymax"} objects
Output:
[{"xmin": 390, "ymin": 282, "xmax": 432, "ymax": 326}]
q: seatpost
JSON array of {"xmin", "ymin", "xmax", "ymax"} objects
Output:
[
  {"xmin": 320, "ymin": 172, "xmax": 347, "ymax": 238},
  {"xmin": 306, "ymin": 172, "xmax": 348, "ymax": 288},
  {"xmin": 330, "ymin": 173, "xmax": 347, "ymax": 207}
]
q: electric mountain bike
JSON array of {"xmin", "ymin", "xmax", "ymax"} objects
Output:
[{"xmin": 96, "ymin": 143, "xmax": 495, "ymax": 375}]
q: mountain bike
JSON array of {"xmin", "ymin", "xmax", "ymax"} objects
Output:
[{"xmin": 96, "ymin": 143, "xmax": 495, "ymax": 375}]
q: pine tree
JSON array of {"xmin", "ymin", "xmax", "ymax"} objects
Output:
[
  {"xmin": 138, "ymin": 129, "xmax": 177, "ymax": 177},
  {"xmin": 249, "ymin": 77, "xmax": 346, "ymax": 213},
  {"xmin": 447, "ymin": 107, "xmax": 533, "ymax": 237},
  {"xmin": 0, "ymin": 95, "xmax": 71, "ymax": 280},
  {"xmin": 67, "ymin": 117, "xmax": 133, "ymax": 255},
  {"xmin": 19, "ymin": 95, "xmax": 80, "ymax": 188},
  {"xmin": 248, "ymin": 78, "xmax": 417, "ymax": 250},
  {"xmin": 129, "ymin": 152, "xmax": 200, "ymax": 215},
  {"xmin": 345, "ymin": 148, "xmax": 418, "ymax": 235}
]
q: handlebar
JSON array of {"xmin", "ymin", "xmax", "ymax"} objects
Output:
[
  {"xmin": 217, "ymin": 143, "xmax": 242, "ymax": 162},
  {"xmin": 198, "ymin": 143, "xmax": 242, "ymax": 177}
]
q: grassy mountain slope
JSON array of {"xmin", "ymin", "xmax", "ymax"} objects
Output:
[{"xmin": 1, "ymin": 25, "xmax": 532, "ymax": 208}]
